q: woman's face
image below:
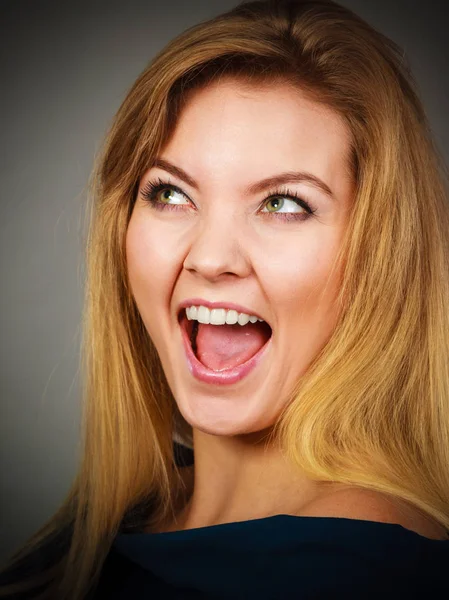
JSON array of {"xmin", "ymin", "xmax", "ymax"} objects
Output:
[{"xmin": 126, "ymin": 78, "xmax": 354, "ymax": 436}]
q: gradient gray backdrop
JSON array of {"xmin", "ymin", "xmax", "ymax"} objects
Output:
[{"xmin": 1, "ymin": 0, "xmax": 448, "ymax": 563}]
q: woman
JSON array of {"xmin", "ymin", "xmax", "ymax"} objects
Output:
[{"xmin": 1, "ymin": 0, "xmax": 449, "ymax": 598}]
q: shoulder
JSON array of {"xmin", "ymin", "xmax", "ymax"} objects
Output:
[{"xmin": 299, "ymin": 487, "xmax": 448, "ymax": 540}]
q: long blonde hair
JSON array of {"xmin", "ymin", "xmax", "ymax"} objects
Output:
[{"xmin": 2, "ymin": 0, "xmax": 449, "ymax": 598}]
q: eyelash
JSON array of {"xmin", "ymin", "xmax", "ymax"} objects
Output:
[{"xmin": 139, "ymin": 177, "xmax": 318, "ymax": 223}]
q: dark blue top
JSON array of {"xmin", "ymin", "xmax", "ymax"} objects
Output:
[{"xmin": 94, "ymin": 512, "xmax": 449, "ymax": 599}]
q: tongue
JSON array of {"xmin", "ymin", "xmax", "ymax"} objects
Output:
[{"xmin": 195, "ymin": 322, "xmax": 269, "ymax": 371}]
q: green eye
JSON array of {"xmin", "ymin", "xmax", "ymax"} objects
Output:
[
  {"xmin": 157, "ymin": 188, "xmax": 187, "ymax": 205},
  {"xmin": 265, "ymin": 197, "xmax": 285, "ymax": 212},
  {"xmin": 160, "ymin": 189, "xmax": 171, "ymax": 202}
]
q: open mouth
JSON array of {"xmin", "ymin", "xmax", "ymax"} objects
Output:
[{"xmin": 178, "ymin": 309, "xmax": 272, "ymax": 372}]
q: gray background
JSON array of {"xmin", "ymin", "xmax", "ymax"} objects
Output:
[{"xmin": 1, "ymin": 0, "xmax": 448, "ymax": 563}]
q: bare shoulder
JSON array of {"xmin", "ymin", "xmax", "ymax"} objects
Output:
[{"xmin": 299, "ymin": 487, "xmax": 449, "ymax": 541}]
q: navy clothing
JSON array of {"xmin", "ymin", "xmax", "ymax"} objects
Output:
[{"xmin": 94, "ymin": 512, "xmax": 449, "ymax": 599}]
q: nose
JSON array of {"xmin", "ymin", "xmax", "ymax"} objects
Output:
[{"xmin": 183, "ymin": 214, "xmax": 252, "ymax": 282}]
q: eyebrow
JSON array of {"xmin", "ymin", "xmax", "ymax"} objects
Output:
[{"xmin": 150, "ymin": 158, "xmax": 335, "ymax": 200}]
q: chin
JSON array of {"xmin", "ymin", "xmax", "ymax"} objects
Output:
[{"xmin": 176, "ymin": 402, "xmax": 275, "ymax": 439}]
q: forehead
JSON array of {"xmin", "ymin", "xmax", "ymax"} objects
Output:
[{"xmin": 162, "ymin": 78, "xmax": 353, "ymax": 187}]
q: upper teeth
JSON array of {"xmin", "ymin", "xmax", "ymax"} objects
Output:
[{"xmin": 186, "ymin": 305, "xmax": 264, "ymax": 326}]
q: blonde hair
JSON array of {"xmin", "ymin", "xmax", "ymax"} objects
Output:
[{"xmin": 2, "ymin": 0, "xmax": 449, "ymax": 598}]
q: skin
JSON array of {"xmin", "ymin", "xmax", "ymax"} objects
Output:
[{"xmin": 126, "ymin": 77, "xmax": 447, "ymax": 538}]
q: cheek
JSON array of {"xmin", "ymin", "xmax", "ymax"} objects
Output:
[
  {"xmin": 125, "ymin": 215, "xmax": 182, "ymax": 339},
  {"xmin": 126, "ymin": 214, "xmax": 176, "ymax": 293},
  {"xmin": 264, "ymin": 234, "xmax": 341, "ymax": 319}
]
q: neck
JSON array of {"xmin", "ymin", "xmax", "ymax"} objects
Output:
[{"xmin": 156, "ymin": 430, "xmax": 337, "ymax": 533}]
